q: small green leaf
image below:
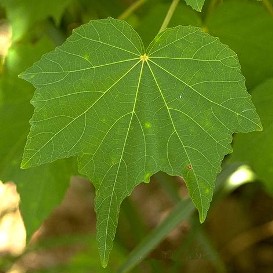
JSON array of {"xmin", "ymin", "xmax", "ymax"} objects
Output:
[
  {"xmin": 230, "ymin": 79, "xmax": 273, "ymax": 194},
  {"xmin": 184, "ymin": 0, "xmax": 206, "ymax": 12},
  {"xmin": 19, "ymin": 18, "xmax": 261, "ymax": 266}
]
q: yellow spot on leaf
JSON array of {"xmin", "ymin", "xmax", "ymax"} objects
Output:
[
  {"xmin": 144, "ymin": 173, "xmax": 151, "ymax": 182},
  {"xmin": 83, "ymin": 53, "xmax": 90, "ymax": 60},
  {"xmin": 111, "ymin": 156, "xmax": 119, "ymax": 165},
  {"xmin": 144, "ymin": 122, "xmax": 151, "ymax": 129}
]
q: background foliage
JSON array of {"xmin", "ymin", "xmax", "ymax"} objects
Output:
[{"xmin": 1, "ymin": 0, "xmax": 273, "ymax": 272}]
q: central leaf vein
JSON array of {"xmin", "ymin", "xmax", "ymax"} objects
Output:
[{"xmin": 101, "ymin": 59, "xmax": 145, "ymax": 262}]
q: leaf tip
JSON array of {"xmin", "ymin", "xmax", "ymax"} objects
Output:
[
  {"xmin": 18, "ymin": 70, "xmax": 36, "ymax": 83},
  {"xmin": 101, "ymin": 259, "xmax": 108, "ymax": 268},
  {"xmin": 198, "ymin": 207, "xmax": 208, "ymax": 224},
  {"xmin": 18, "ymin": 72, "xmax": 24, "ymax": 79},
  {"xmin": 199, "ymin": 215, "xmax": 206, "ymax": 224},
  {"xmin": 185, "ymin": 1, "xmax": 203, "ymax": 12}
]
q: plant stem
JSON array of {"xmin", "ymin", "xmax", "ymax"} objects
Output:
[
  {"xmin": 158, "ymin": 0, "xmax": 180, "ymax": 33},
  {"xmin": 117, "ymin": 198, "xmax": 195, "ymax": 273},
  {"xmin": 118, "ymin": 0, "xmax": 147, "ymax": 20},
  {"xmin": 204, "ymin": 0, "xmax": 222, "ymax": 22},
  {"xmin": 262, "ymin": 0, "xmax": 273, "ymax": 17}
]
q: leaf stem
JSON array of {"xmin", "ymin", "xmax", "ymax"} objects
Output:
[
  {"xmin": 158, "ymin": 0, "xmax": 180, "ymax": 33},
  {"xmin": 262, "ymin": 0, "xmax": 273, "ymax": 17},
  {"xmin": 118, "ymin": 0, "xmax": 147, "ymax": 20},
  {"xmin": 117, "ymin": 198, "xmax": 195, "ymax": 273},
  {"xmin": 204, "ymin": 0, "xmax": 222, "ymax": 22}
]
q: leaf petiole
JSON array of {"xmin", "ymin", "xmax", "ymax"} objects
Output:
[
  {"xmin": 158, "ymin": 0, "xmax": 180, "ymax": 33},
  {"xmin": 262, "ymin": 0, "xmax": 273, "ymax": 17},
  {"xmin": 118, "ymin": 0, "xmax": 147, "ymax": 20}
]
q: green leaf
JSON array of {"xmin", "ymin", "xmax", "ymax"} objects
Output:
[
  {"xmin": 230, "ymin": 79, "xmax": 273, "ymax": 194},
  {"xmin": 184, "ymin": 0, "xmax": 206, "ymax": 12},
  {"xmin": 19, "ymin": 18, "xmax": 261, "ymax": 266},
  {"xmin": 0, "ymin": 37, "xmax": 76, "ymax": 238},
  {"xmin": 206, "ymin": 0, "xmax": 273, "ymax": 89}
]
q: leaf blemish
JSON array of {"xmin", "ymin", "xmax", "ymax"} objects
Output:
[
  {"xmin": 144, "ymin": 173, "xmax": 151, "ymax": 182},
  {"xmin": 144, "ymin": 122, "xmax": 152, "ymax": 129}
]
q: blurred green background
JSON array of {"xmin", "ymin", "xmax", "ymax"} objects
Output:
[{"xmin": 1, "ymin": 0, "xmax": 273, "ymax": 272}]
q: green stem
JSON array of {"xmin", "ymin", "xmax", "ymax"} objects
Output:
[
  {"xmin": 117, "ymin": 198, "xmax": 195, "ymax": 273},
  {"xmin": 196, "ymin": 228, "xmax": 227, "ymax": 273},
  {"xmin": 117, "ymin": 163, "xmax": 237, "ymax": 273},
  {"xmin": 118, "ymin": 0, "xmax": 147, "ymax": 20},
  {"xmin": 159, "ymin": 0, "xmax": 180, "ymax": 33},
  {"xmin": 204, "ymin": 0, "xmax": 222, "ymax": 22},
  {"xmin": 262, "ymin": 0, "xmax": 273, "ymax": 17}
]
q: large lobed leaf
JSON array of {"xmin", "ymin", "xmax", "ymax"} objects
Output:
[{"xmin": 19, "ymin": 18, "xmax": 261, "ymax": 266}]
